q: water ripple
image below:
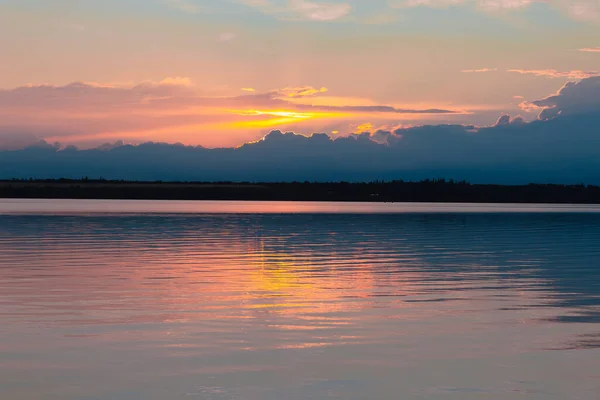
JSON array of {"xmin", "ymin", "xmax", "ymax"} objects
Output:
[{"xmin": 0, "ymin": 206, "xmax": 599, "ymax": 399}]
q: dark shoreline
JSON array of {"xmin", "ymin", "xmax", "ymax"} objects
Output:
[{"xmin": 2, "ymin": 179, "xmax": 600, "ymax": 204}]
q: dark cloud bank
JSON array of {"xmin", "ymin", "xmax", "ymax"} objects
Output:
[{"xmin": 2, "ymin": 77, "xmax": 600, "ymax": 184}]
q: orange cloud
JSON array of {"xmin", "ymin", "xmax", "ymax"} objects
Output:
[
  {"xmin": 354, "ymin": 122, "xmax": 374, "ymax": 133},
  {"xmin": 274, "ymin": 86, "xmax": 328, "ymax": 98},
  {"xmin": 462, "ymin": 68, "xmax": 497, "ymax": 73},
  {"xmin": 159, "ymin": 77, "xmax": 194, "ymax": 86},
  {"xmin": 0, "ymin": 79, "xmax": 461, "ymax": 148}
]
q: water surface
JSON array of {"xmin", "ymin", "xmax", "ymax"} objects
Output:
[
  {"xmin": 3, "ymin": 198, "xmax": 600, "ymax": 214},
  {"xmin": 1, "ymin": 200, "xmax": 599, "ymax": 399}
]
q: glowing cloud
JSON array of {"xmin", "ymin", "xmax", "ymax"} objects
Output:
[
  {"xmin": 354, "ymin": 123, "xmax": 374, "ymax": 133},
  {"xmin": 275, "ymin": 86, "xmax": 328, "ymax": 98},
  {"xmin": 0, "ymin": 80, "xmax": 459, "ymax": 149},
  {"xmin": 160, "ymin": 77, "xmax": 194, "ymax": 86},
  {"xmin": 462, "ymin": 68, "xmax": 498, "ymax": 73}
]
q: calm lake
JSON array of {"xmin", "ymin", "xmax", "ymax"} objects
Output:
[{"xmin": 1, "ymin": 200, "xmax": 599, "ymax": 399}]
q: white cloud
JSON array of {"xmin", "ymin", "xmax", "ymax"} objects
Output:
[
  {"xmin": 239, "ymin": 0, "xmax": 351, "ymax": 21},
  {"xmin": 476, "ymin": 0, "xmax": 533, "ymax": 12},
  {"xmin": 391, "ymin": 0, "xmax": 600, "ymax": 22}
]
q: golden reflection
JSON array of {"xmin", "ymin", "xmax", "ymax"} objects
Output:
[{"xmin": 0, "ymin": 219, "xmax": 441, "ymax": 353}]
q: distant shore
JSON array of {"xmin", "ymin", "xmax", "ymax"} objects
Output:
[{"xmin": 1, "ymin": 179, "xmax": 600, "ymax": 204}]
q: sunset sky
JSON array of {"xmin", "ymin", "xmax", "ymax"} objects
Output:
[{"xmin": 1, "ymin": 0, "xmax": 600, "ymax": 148}]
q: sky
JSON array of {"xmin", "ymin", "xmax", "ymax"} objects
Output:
[{"xmin": 1, "ymin": 0, "xmax": 600, "ymax": 149}]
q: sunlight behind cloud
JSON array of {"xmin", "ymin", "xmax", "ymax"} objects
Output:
[{"xmin": 0, "ymin": 79, "xmax": 463, "ymax": 148}]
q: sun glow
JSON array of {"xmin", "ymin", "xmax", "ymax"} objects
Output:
[
  {"xmin": 229, "ymin": 109, "xmax": 315, "ymax": 119},
  {"xmin": 223, "ymin": 109, "xmax": 351, "ymax": 129}
]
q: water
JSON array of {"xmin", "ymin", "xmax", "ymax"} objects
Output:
[{"xmin": 1, "ymin": 200, "xmax": 599, "ymax": 400}]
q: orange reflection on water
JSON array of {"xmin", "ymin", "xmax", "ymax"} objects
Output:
[{"xmin": 3, "ymin": 212, "xmax": 600, "ymax": 400}]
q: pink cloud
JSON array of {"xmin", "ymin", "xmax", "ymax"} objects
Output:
[
  {"xmin": 462, "ymin": 68, "xmax": 498, "ymax": 73},
  {"xmin": 508, "ymin": 69, "xmax": 599, "ymax": 79},
  {"xmin": 0, "ymin": 79, "xmax": 459, "ymax": 149}
]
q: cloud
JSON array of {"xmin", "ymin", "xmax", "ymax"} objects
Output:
[
  {"xmin": 5, "ymin": 78, "xmax": 600, "ymax": 184},
  {"xmin": 493, "ymin": 114, "xmax": 525, "ymax": 126},
  {"xmin": 241, "ymin": 88, "xmax": 256, "ymax": 92},
  {"xmin": 239, "ymin": 0, "xmax": 599, "ymax": 23},
  {"xmin": 0, "ymin": 131, "xmax": 46, "ymax": 151},
  {"xmin": 274, "ymin": 86, "xmax": 328, "ymax": 97},
  {"xmin": 392, "ymin": 0, "xmax": 600, "ymax": 22},
  {"xmin": 4, "ymin": 110, "xmax": 600, "ymax": 183},
  {"xmin": 566, "ymin": 1, "xmax": 600, "ymax": 22},
  {"xmin": 476, "ymin": 0, "xmax": 534, "ymax": 12},
  {"xmin": 579, "ymin": 47, "xmax": 600, "ymax": 53},
  {"xmin": 508, "ymin": 69, "xmax": 600, "ymax": 79},
  {"xmin": 159, "ymin": 77, "xmax": 194, "ymax": 86},
  {"xmin": 289, "ymin": 0, "xmax": 352, "ymax": 20},
  {"xmin": 462, "ymin": 68, "xmax": 498, "ymax": 73},
  {"xmin": 353, "ymin": 122, "xmax": 374, "ymax": 133},
  {"xmin": 521, "ymin": 76, "xmax": 600, "ymax": 120},
  {"xmin": 392, "ymin": 0, "xmax": 534, "ymax": 10},
  {"xmin": 0, "ymin": 80, "xmax": 457, "ymax": 149},
  {"xmin": 239, "ymin": 0, "xmax": 351, "ymax": 21}
]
